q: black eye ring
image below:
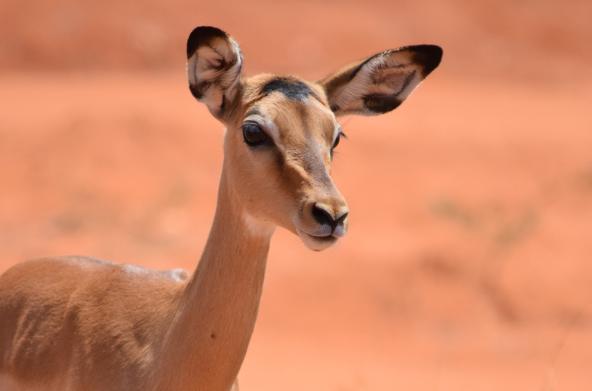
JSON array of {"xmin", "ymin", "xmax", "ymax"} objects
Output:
[{"xmin": 242, "ymin": 122, "xmax": 271, "ymax": 147}]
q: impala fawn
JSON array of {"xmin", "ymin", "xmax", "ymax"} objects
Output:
[{"xmin": 0, "ymin": 26, "xmax": 442, "ymax": 391}]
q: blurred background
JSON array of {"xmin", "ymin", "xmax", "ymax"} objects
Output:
[{"xmin": 1, "ymin": 0, "xmax": 591, "ymax": 389}]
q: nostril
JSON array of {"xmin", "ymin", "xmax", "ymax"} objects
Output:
[
  {"xmin": 335, "ymin": 212, "xmax": 348, "ymax": 226},
  {"xmin": 311, "ymin": 204, "xmax": 336, "ymax": 228},
  {"xmin": 332, "ymin": 211, "xmax": 349, "ymax": 238}
]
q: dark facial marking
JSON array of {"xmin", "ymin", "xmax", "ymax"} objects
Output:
[
  {"xmin": 273, "ymin": 147, "xmax": 285, "ymax": 171},
  {"xmin": 261, "ymin": 77, "xmax": 312, "ymax": 101}
]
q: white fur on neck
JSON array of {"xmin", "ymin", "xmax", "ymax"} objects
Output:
[{"xmin": 242, "ymin": 211, "xmax": 275, "ymax": 238}]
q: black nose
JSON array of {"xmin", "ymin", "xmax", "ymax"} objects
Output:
[{"xmin": 312, "ymin": 204, "xmax": 348, "ymax": 229}]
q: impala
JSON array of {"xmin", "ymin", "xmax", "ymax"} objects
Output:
[{"xmin": 0, "ymin": 26, "xmax": 442, "ymax": 390}]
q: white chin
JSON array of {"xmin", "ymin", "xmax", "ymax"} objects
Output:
[{"xmin": 297, "ymin": 230, "xmax": 339, "ymax": 251}]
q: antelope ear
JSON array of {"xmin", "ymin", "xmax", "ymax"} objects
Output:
[
  {"xmin": 186, "ymin": 26, "xmax": 243, "ymax": 118},
  {"xmin": 319, "ymin": 45, "xmax": 442, "ymax": 116}
]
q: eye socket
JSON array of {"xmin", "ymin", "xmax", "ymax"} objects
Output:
[
  {"xmin": 242, "ymin": 122, "xmax": 271, "ymax": 147},
  {"xmin": 332, "ymin": 133, "xmax": 341, "ymax": 150},
  {"xmin": 330, "ymin": 132, "xmax": 345, "ymax": 158}
]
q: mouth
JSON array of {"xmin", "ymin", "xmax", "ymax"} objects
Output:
[
  {"xmin": 306, "ymin": 232, "xmax": 338, "ymax": 243},
  {"xmin": 297, "ymin": 229, "xmax": 340, "ymax": 251}
]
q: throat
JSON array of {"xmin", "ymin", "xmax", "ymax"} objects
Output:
[{"xmin": 153, "ymin": 171, "xmax": 274, "ymax": 390}]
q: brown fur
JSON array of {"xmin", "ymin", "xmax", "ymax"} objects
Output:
[{"xmin": 0, "ymin": 26, "xmax": 441, "ymax": 390}]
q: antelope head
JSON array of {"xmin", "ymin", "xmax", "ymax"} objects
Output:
[{"xmin": 187, "ymin": 26, "xmax": 442, "ymax": 251}]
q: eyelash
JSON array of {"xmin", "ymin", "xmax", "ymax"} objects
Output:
[
  {"xmin": 333, "ymin": 131, "xmax": 347, "ymax": 148},
  {"xmin": 330, "ymin": 131, "xmax": 346, "ymax": 158}
]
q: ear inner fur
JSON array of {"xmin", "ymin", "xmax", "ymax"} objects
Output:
[{"xmin": 319, "ymin": 45, "xmax": 442, "ymax": 116}]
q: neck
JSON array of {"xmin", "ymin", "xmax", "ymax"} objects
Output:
[{"xmin": 153, "ymin": 166, "xmax": 273, "ymax": 391}]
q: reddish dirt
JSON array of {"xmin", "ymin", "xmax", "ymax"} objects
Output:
[{"xmin": 1, "ymin": 1, "xmax": 592, "ymax": 390}]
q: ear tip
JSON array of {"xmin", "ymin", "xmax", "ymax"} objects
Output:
[
  {"xmin": 187, "ymin": 26, "xmax": 228, "ymax": 58},
  {"xmin": 411, "ymin": 44, "xmax": 443, "ymax": 77}
]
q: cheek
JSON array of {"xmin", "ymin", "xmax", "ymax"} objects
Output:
[
  {"xmin": 228, "ymin": 147, "xmax": 298, "ymax": 225},
  {"xmin": 248, "ymin": 154, "xmax": 289, "ymax": 211}
]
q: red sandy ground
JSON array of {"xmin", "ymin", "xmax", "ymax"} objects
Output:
[{"xmin": 1, "ymin": 0, "xmax": 592, "ymax": 390}]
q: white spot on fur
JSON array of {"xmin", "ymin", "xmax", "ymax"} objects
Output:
[
  {"xmin": 122, "ymin": 264, "xmax": 150, "ymax": 276},
  {"xmin": 164, "ymin": 268, "xmax": 189, "ymax": 282},
  {"xmin": 121, "ymin": 264, "xmax": 188, "ymax": 282}
]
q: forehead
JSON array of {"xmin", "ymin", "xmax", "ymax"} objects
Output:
[
  {"xmin": 242, "ymin": 75, "xmax": 338, "ymax": 139},
  {"xmin": 261, "ymin": 77, "xmax": 314, "ymax": 101}
]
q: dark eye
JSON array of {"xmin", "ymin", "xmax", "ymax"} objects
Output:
[
  {"xmin": 242, "ymin": 122, "xmax": 271, "ymax": 147},
  {"xmin": 330, "ymin": 131, "xmax": 347, "ymax": 158},
  {"xmin": 332, "ymin": 133, "xmax": 341, "ymax": 150}
]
